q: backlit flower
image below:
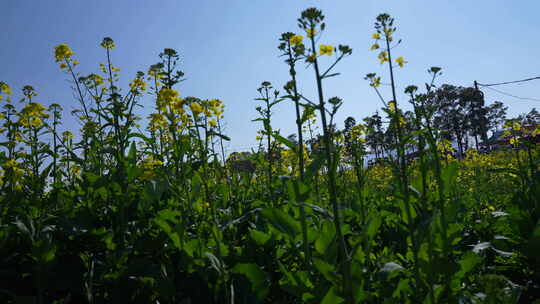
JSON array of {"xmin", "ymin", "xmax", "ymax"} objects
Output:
[
  {"xmin": 289, "ymin": 35, "xmax": 303, "ymax": 46},
  {"xmin": 319, "ymin": 44, "xmax": 334, "ymax": 56},
  {"xmin": 378, "ymin": 51, "xmax": 389, "ymax": 64},
  {"xmin": 54, "ymin": 43, "xmax": 74, "ymax": 62},
  {"xmin": 395, "ymin": 56, "xmax": 407, "ymax": 68}
]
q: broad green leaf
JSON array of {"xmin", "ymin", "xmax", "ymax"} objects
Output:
[
  {"xmin": 231, "ymin": 263, "xmax": 269, "ymax": 301},
  {"xmin": 321, "ymin": 286, "xmax": 344, "ymax": 304},
  {"xmin": 315, "ymin": 221, "xmax": 336, "ymax": 255},
  {"xmin": 313, "ymin": 258, "xmax": 337, "ymax": 283},
  {"xmin": 272, "ymin": 133, "xmax": 297, "ymax": 151},
  {"xmin": 261, "ymin": 208, "xmax": 299, "ymax": 238},
  {"xmin": 249, "ymin": 229, "xmax": 271, "ymax": 246}
]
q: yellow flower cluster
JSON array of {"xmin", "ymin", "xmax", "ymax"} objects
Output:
[
  {"xmin": 388, "ymin": 100, "xmax": 397, "ymax": 112},
  {"xmin": 54, "ymin": 43, "xmax": 74, "ymax": 63},
  {"xmin": 129, "ymin": 76, "xmax": 147, "ymax": 94},
  {"xmin": 437, "ymin": 139, "xmax": 455, "ymax": 156},
  {"xmin": 189, "ymin": 102, "xmax": 203, "ymax": 116},
  {"xmin": 349, "ymin": 124, "xmax": 366, "ymax": 143},
  {"xmin": 205, "ymin": 99, "xmax": 225, "ymax": 118},
  {"xmin": 140, "ymin": 156, "xmax": 164, "ymax": 180},
  {"xmin": 0, "ymin": 82, "xmax": 13, "ymax": 103},
  {"xmin": 157, "ymin": 88, "xmax": 183, "ymax": 113},
  {"xmin": 378, "ymin": 51, "xmax": 389, "ymax": 64},
  {"xmin": 383, "ymin": 27, "xmax": 394, "ymax": 41},
  {"xmin": 19, "ymin": 102, "xmax": 50, "ymax": 128},
  {"xmin": 395, "ymin": 56, "xmax": 407, "ymax": 68},
  {"xmin": 189, "ymin": 98, "xmax": 225, "ymax": 124},
  {"xmin": 289, "ymin": 35, "xmax": 303, "ymax": 46},
  {"xmin": 62, "ymin": 130, "xmax": 74, "ymax": 141},
  {"xmin": 0, "ymin": 83, "xmax": 10, "ymax": 94},
  {"xmin": 100, "ymin": 37, "xmax": 116, "ymax": 50},
  {"xmin": 2, "ymin": 159, "xmax": 26, "ymax": 190},
  {"xmin": 148, "ymin": 113, "xmax": 168, "ymax": 132},
  {"xmin": 370, "ymin": 76, "xmax": 381, "ymax": 88},
  {"xmin": 306, "ymin": 28, "xmax": 317, "ymax": 38},
  {"xmin": 319, "ymin": 44, "xmax": 334, "ymax": 56},
  {"xmin": 87, "ymin": 73, "xmax": 104, "ymax": 89}
]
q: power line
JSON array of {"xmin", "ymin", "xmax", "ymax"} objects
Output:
[
  {"xmin": 477, "ymin": 76, "xmax": 540, "ymax": 87},
  {"xmin": 481, "ymin": 85, "xmax": 540, "ymax": 102}
]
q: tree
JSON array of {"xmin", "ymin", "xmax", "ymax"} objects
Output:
[
  {"xmin": 461, "ymin": 87, "xmax": 488, "ymax": 149},
  {"xmin": 363, "ymin": 111, "xmax": 385, "ymax": 158},
  {"xmin": 432, "ymin": 84, "xmax": 468, "ymax": 156},
  {"xmin": 486, "ymin": 101, "xmax": 507, "ymax": 133},
  {"xmin": 522, "ymin": 108, "xmax": 540, "ymax": 125}
]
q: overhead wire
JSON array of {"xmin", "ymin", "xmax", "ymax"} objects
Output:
[
  {"xmin": 476, "ymin": 76, "xmax": 540, "ymax": 102},
  {"xmin": 480, "ymin": 85, "xmax": 540, "ymax": 102}
]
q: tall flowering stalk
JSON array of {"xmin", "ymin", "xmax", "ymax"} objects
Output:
[
  {"xmin": 254, "ymin": 81, "xmax": 281, "ymax": 201},
  {"xmin": 368, "ymin": 13, "xmax": 427, "ymax": 300},
  {"xmin": 298, "ymin": 7, "xmax": 353, "ymax": 302},
  {"xmin": 279, "ymin": 32, "xmax": 310, "ymax": 265}
]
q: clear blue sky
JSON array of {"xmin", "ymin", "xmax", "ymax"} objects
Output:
[{"xmin": 2, "ymin": 1, "xmax": 539, "ymax": 152}]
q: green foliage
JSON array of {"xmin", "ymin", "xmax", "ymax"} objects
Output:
[{"xmin": 0, "ymin": 6, "xmax": 538, "ymax": 304}]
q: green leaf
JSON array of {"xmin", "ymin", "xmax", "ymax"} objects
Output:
[
  {"xmin": 321, "ymin": 72, "xmax": 341, "ymax": 79},
  {"xmin": 272, "ymin": 133, "xmax": 296, "ymax": 151},
  {"xmin": 305, "ymin": 152, "xmax": 324, "ymax": 182},
  {"xmin": 32, "ymin": 240, "xmax": 56, "ymax": 264},
  {"xmin": 313, "ymin": 258, "xmax": 337, "ymax": 283},
  {"xmin": 454, "ymin": 252, "xmax": 481, "ymax": 282},
  {"xmin": 127, "ymin": 141, "xmax": 137, "ymax": 165},
  {"xmin": 315, "ymin": 221, "xmax": 336, "ymax": 255},
  {"xmin": 207, "ymin": 130, "xmax": 230, "ymax": 141},
  {"xmin": 128, "ymin": 132, "xmax": 151, "ymax": 142},
  {"xmin": 287, "ymin": 179, "xmax": 310, "ymax": 203},
  {"xmin": 365, "ymin": 216, "xmax": 382, "ymax": 240},
  {"xmin": 250, "ymin": 229, "xmax": 271, "ymax": 246},
  {"xmin": 321, "ymin": 286, "xmax": 345, "ymax": 304},
  {"xmin": 261, "ymin": 208, "xmax": 299, "ymax": 238},
  {"xmin": 441, "ymin": 161, "xmax": 459, "ymax": 190},
  {"xmin": 231, "ymin": 263, "xmax": 269, "ymax": 301}
]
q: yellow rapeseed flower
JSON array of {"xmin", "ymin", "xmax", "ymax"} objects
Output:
[
  {"xmin": 3, "ymin": 159, "xmax": 19, "ymax": 169},
  {"xmin": 395, "ymin": 56, "xmax": 407, "ymax": 68},
  {"xmin": 509, "ymin": 137, "xmax": 520, "ymax": 146},
  {"xmin": 30, "ymin": 117, "xmax": 43, "ymax": 127},
  {"xmin": 370, "ymin": 76, "xmax": 381, "ymax": 88},
  {"xmin": 370, "ymin": 43, "xmax": 380, "ymax": 51},
  {"xmin": 289, "ymin": 35, "xmax": 303, "ymax": 46},
  {"xmin": 319, "ymin": 45, "xmax": 334, "ymax": 56},
  {"xmin": 372, "ymin": 33, "xmax": 381, "ymax": 40},
  {"xmin": 54, "ymin": 43, "xmax": 74, "ymax": 62},
  {"xmin": 158, "ymin": 88, "xmax": 181, "ymax": 111},
  {"xmin": 306, "ymin": 28, "xmax": 317, "ymax": 38},
  {"xmin": 100, "ymin": 37, "xmax": 116, "ymax": 50},
  {"xmin": 190, "ymin": 102, "xmax": 203, "ymax": 116},
  {"xmin": 388, "ymin": 101, "xmax": 397, "ymax": 112},
  {"xmin": 62, "ymin": 130, "xmax": 74, "ymax": 140},
  {"xmin": 129, "ymin": 77, "xmax": 147, "ymax": 94},
  {"xmin": 378, "ymin": 51, "xmax": 389, "ymax": 64},
  {"xmin": 0, "ymin": 82, "xmax": 13, "ymax": 95}
]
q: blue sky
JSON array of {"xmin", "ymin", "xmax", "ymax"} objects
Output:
[{"xmin": 2, "ymin": 1, "xmax": 539, "ymax": 152}]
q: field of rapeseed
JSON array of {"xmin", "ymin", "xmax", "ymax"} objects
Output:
[{"xmin": 0, "ymin": 7, "xmax": 539, "ymax": 304}]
